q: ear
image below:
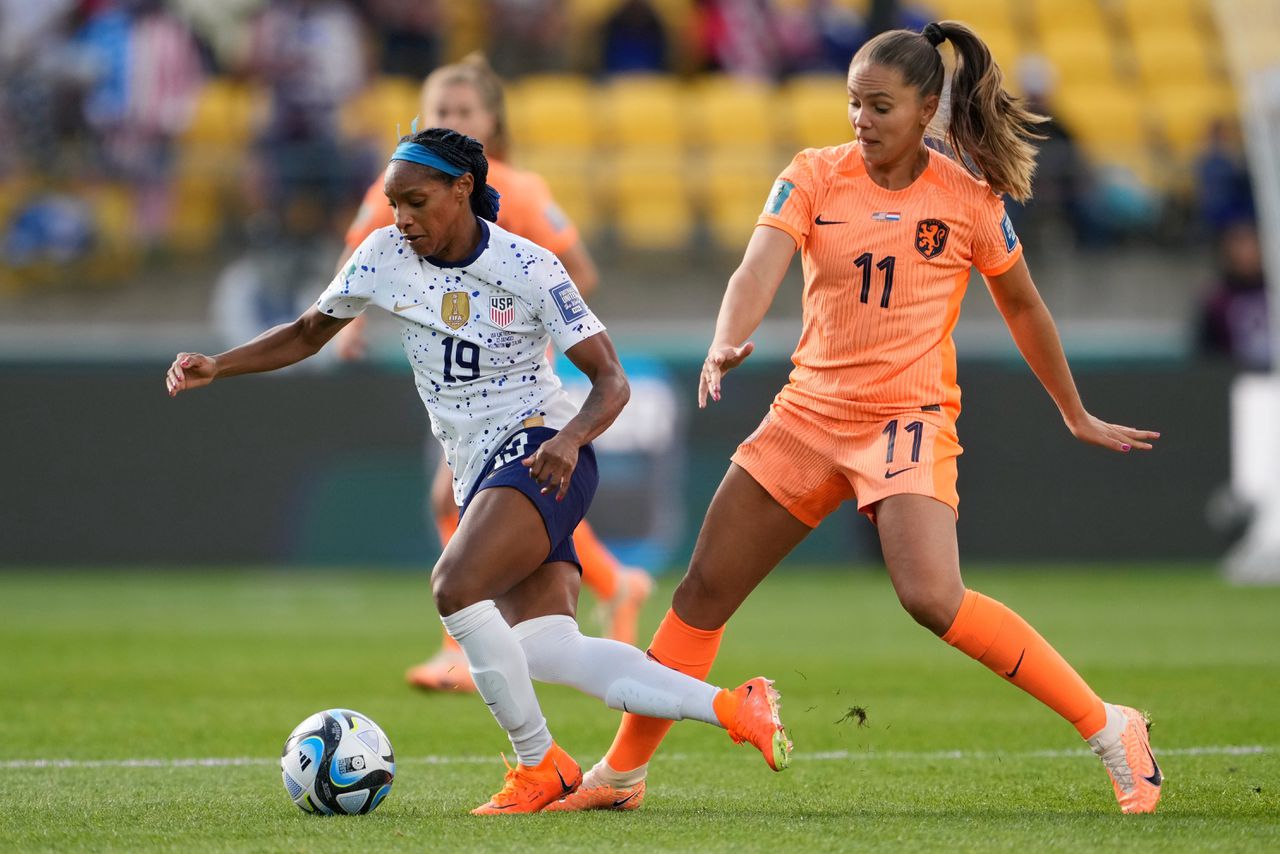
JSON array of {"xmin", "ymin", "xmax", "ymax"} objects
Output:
[
  {"xmin": 920, "ymin": 92, "xmax": 940, "ymax": 127},
  {"xmin": 453, "ymin": 172, "xmax": 475, "ymax": 201}
]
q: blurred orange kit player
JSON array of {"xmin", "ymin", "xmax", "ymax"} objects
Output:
[
  {"xmin": 734, "ymin": 142, "xmax": 1021, "ymax": 523},
  {"xmin": 337, "ymin": 56, "xmax": 651, "ymax": 691}
]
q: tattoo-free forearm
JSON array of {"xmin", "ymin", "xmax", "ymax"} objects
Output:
[
  {"xmin": 213, "ymin": 314, "xmax": 341, "ymax": 379},
  {"xmin": 1002, "ymin": 301, "xmax": 1087, "ymax": 425}
]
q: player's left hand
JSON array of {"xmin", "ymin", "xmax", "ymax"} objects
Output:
[
  {"xmin": 523, "ymin": 434, "xmax": 579, "ymax": 501},
  {"xmin": 1067, "ymin": 412, "xmax": 1160, "ymax": 453}
]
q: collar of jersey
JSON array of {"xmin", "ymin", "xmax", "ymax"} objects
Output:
[
  {"xmin": 840, "ymin": 145, "xmax": 942, "ymax": 192},
  {"xmin": 422, "ymin": 218, "xmax": 490, "ymax": 268}
]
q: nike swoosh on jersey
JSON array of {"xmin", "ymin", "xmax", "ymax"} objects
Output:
[
  {"xmin": 393, "ymin": 300, "xmax": 427, "ymax": 312},
  {"xmin": 884, "ymin": 467, "xmax": 916, "ymax": 479},
  {"xmin": 814, "ymin": 215, "xmax": 847, "ymax": 225}
]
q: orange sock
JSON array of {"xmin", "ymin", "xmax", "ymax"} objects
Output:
[
  {"xmin": 574, "ymin": 520, "xmax": 620, "ymax": 600},
  {"xmin": 604, "ymin": 609, "xmax": 725, "ymax": 772},
  {"xmin": 942, "ymin": 589, "xmax": 1107, "ymax": 738},
  {"xmin": 435, "ymin": 513, "xmax": 461, "ymax": 653}
]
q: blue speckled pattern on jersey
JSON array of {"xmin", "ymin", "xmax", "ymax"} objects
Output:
[{"xmin": 315, "ymin": 219, "xmax": 605, "ymax": 504}]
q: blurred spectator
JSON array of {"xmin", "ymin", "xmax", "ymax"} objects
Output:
[
  {"xmin": 1198, "ymin": 219, "xmax": 1271, "ymax": 372},
  {"xmin": 599, "ymin": 0, "xmax": 670, "ymax": 76},
  {"xmin": 691, "ymin": 0, "xmax": 782, "ymax": 80},
  {"xmin": 1195, "ymin": 119, "xmax": 1255, "ymax": 238},
  {"xmin": 1006, "ymin": 56, "xmax": 1094, "ymax": 246},
  {"xmin": 76, "ymin": 0, "xmax": 205, "ymax": 247},
  {"xmin": 242, "ymin": 0, "xmax": 368, "ymax": 230},
  {"xmin": 364, "ymin": 0, "xmax": 443, "ymax": 79},
  {"xmin": 0, "ymin": 0, "xmax": 84, "ymax": 177},
  {"xmin": 168, "ymin": 0, "xmax": 267, "ymax": 73},
  {"xmin": 772, "ymin": 0, "xmax": 864, "ymax": 74},
  {"xmin": 484, "ymin": 0, "xmax": 570, "ymax": 78}
]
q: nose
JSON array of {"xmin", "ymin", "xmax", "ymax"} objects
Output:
[{"xmin": 394, "ymin": 207, "xmax": 413, "ymax": 233}]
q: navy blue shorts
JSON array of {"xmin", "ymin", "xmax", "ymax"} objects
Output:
[{"xmin": 459, "ymin": 426, "xmax": 598, "ymax": 569}]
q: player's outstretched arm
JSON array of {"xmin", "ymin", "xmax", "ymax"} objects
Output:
[
  {"xmin": 522, "ymin": 332, "xmax": 629, "ymax": 500},
  {"xmin": 166, "ymin": 306, "xmax": 351, "ymax": 397},
  {"xmin": 985, "ymin": 257, "xmax": 1160, "ymax": 453},
  {"xmin": 700, "ymin": 225, "xmax": 796, "ymax": 408}
]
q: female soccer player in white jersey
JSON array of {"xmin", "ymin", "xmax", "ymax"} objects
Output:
[{"xmin": 165, "ymin": 128, "xmax": 790, "ymax": 814}]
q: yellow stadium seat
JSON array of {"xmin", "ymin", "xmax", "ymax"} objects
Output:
[
  {"xmin": 1129, "ymin": 28, "xmax": 1215, "ymax": 86},
  {"xmin": 1115, "ymin": 0, "xmax": 1204, "ymax": 35},
  {"xmin": 1149, "ymin": 80, "xmax": 1237, "ymax": 158},
  {"xmin": 341, "ymin": 77, "xmax": 419, "ymax": 145},
  {"xmin": 1052, "ymin": 85, "xmax": 1153, "ymax": 172},
  {"xmin": 689, "ymin": 74, "xmax": 774, "ymax": 149},
  {"xmin": 1038, "ymin": 29, "xmax": 1120, "ymax": 87},
  {"xmin": 780, "ymin": 74, "xmax": 853, "ymax": 151},
  {"xmin": 930, "ymin": 0, "xmax": 1014, "ymax": 32},
  {"xmin": 606, "ymin": 150, "xmax": 692, "ymax": 250},
  {"xmin": 507, "ymin": 74, "xmax": 596, "ymax": 150},
  {"xmin": 183, "ymin": 79, "xmax": 263, "ymax": 146},
  {"xmin": 1028, "ymin": 0, "xmax": 1107, "ymax": 34},
  {"xmin": 601, "ymin": 74, "xmax": 686, "ymax": 149},
  {"xmin": 515, "ymin": 147, "xmax": 600, "ymax": 239},
  {"xmin": 701, "ymin": 150, "xmax": 789, "ymax": 250}
]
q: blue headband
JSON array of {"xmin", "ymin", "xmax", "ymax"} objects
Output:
[{"xmin": 390, "ymin": 142, "xmax": 466, "ymax": 177}]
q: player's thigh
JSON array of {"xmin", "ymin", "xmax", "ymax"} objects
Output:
[
  {"xmin": 874, "ymin": 493, "xmax": 965, "ymax": 634},
  {"xmin": 432, "ymin": 486, "xmax": 551, "ymax": 615},
  {"xmin": 673, "ymin": 463, "xmax": 812, "ymax": 630},
  {"xmin": 497, "ymin": 561, "xmax": 581, "ymax": 625}
]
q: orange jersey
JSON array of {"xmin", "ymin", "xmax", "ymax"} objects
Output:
[
  {"xmin": 344, "ymin": 158, "xmax": 580, "ymax": 256},
  {"xmin": 758, "ymin": 143, "xmax": 1023, "ymax": 424}
]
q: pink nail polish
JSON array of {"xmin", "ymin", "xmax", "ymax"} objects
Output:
[{"xmin": 1121, "ymin": 444, "xmax": 1131, "ymax": 452}]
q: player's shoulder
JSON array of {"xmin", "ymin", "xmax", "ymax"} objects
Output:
[
  {"xmin": 482, "ymin": 219, "xmax": 562, "ymax": 276},
  {"xmin": 924, "ymin": 148, "xmax": 1003, "ymax": 209},
  {"xmin": 787, "ymin": 142, "xmax": 860, "ymax": 179}
]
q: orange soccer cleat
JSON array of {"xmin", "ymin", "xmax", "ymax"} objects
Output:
[
  {"xmin": 471, "ymin": 742, "xmax": 583, "ymax": 815},
  {"xmin": 1088, "ymin": 703, "xmax": 1163, "ymax": 814},
  {"xmin": 405, "ymin": 644, "xmax": 476, "ymax": 693},
  {"xmin": 714, "ymin": 677, "xmax": 792, "ymax": 772},
  {"xmin": 542, "ymin": 774, "xmax": 646, "ymax": 812}
]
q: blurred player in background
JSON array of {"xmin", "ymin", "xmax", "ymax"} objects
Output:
[
  {"xmin": 166, "ymin": 128, "xmax": 790, "ymax": 814},
  {"xmin": 333, "ymin": 54, "xmax": 652, "ymax": 692},
  {"xmin": 552, "ymin": 21, "xmax": 1164, "ymax": 816}
]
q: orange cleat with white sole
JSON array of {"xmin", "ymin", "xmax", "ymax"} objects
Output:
[
  {"xmin": 598, "ymin": 568, "xmax": 654, "ymax": 646},
  {"xmin": 472, "ymin": 742, "xmax": 582, "ymax": 815},
  {"xmin": 542, "ymin": 777, "xmax": 646, "ymax": 812},
  {"xmin": 405, "ymin": 647, "xmax": 476, "ymax": 693},
  {"xmin": 714, "ymin": 677, "xmax": 792, "ymax": 771},
  {"xmin": 1088, "ymin": 703, "xmax": 1163, "ymax": 814}
]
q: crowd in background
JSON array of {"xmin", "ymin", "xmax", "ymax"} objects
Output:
[{"xmin": 0, "ymin": 0, "xmax": 1269, "ymax": 369}]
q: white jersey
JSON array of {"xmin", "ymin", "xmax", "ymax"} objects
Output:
[{"xmin": 316, "ymin": 219, "xmax": 605, "ymax": 504}]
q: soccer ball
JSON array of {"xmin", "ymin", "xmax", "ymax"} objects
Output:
[{"xmin": 280, "ymin": 708, "xmax": 395, "ymax": 815}]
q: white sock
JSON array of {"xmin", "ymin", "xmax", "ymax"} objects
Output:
[
  {"xmin": 512, "ymin": 614, "xmax": 721, "ymax": 726},
  {"xmin": 1086, "ymin": 702, "xmax": 1128, "ymax": 751},
  {"xmin": 585, "ymin": 758, "xmax": 648, "ymax": 788},
  {"xmin": 441, "ymin": 600, "xmax": 553, "ymax": 766}
]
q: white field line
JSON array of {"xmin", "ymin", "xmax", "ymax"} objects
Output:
[{"xmin": 1, "ymin": 745, "xmax": 1271, "ymax": 771}]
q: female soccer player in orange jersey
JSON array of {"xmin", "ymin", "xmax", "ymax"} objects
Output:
[
  {"xmin": 550, "ymin": 22, "xmax": 1164, "ymax": 815},
  {"xmin": 333, "ymin": 55, "xmax": 652, "ymax": 691}
]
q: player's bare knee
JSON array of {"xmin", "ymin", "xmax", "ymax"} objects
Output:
[
  {"xmin": 897, "ymin": 587, "xmax": 954, "ymax": 636},
  {"xmin": 672, "ymin": 572, "xmax": 731, "ymax": 628},
  {"xmin": 431, "ymin": 562, "xmax": 480, "ymax": 617}
]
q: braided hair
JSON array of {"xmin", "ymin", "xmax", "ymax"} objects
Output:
[{"xmin": 399, "ymin": 127, "xmax": 502, "ymax": 221}]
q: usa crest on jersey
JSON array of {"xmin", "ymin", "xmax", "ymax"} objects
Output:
[{"xmin": 489, "ymin": 295, "xmax": 515, "ymax": 328}]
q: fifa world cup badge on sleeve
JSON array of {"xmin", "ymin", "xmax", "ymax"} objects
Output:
[{"xmin": 764, "ymin": 179, "xmax": 795, "ymax": 215}]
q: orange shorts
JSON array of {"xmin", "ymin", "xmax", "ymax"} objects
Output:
[{"xmin": 731, "ymin": 397, "xmax": 962, "ymax": 527}]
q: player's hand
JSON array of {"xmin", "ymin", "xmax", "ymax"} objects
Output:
[
  {"xmin": 523, "ymin": 434, "xmax": 579, "ymax": 501},
  {"xmin": 166, "ymin": 352, "xmax": 217, "ymax": 397},
  {"xmin": 698, "ymin": 341, "xmax": 755, "ymax": 409},
  {"xmin": 1066, "ymin": 412, "xmax": 1160, "ymax": 453},
  {"xmin": 333, "ymin": 323, "xmax": 368, "ymax": 362}
]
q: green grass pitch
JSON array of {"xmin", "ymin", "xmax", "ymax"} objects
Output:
[{"xmin": 2, "ymin": 565, "xmax": 1277, "ymax": 852}]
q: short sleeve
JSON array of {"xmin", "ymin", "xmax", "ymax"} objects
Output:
[
  {"xmin": 756, "ymin": 149, "xmax": 817, "ymax": 248},
  {"xmin": 316, "ymin": 233, "xmax": 380, "ymax": 318},
  {"xmin": 527, "ymin": 255, "xmax": 605, "ymax": 352},
  {"xmin": 972, "ymin": 192, "xmax": 1024, "ymax": 276},
  {"xmin": 343, "ymin": 171, "xmax": 395, "ymax": 251}
]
